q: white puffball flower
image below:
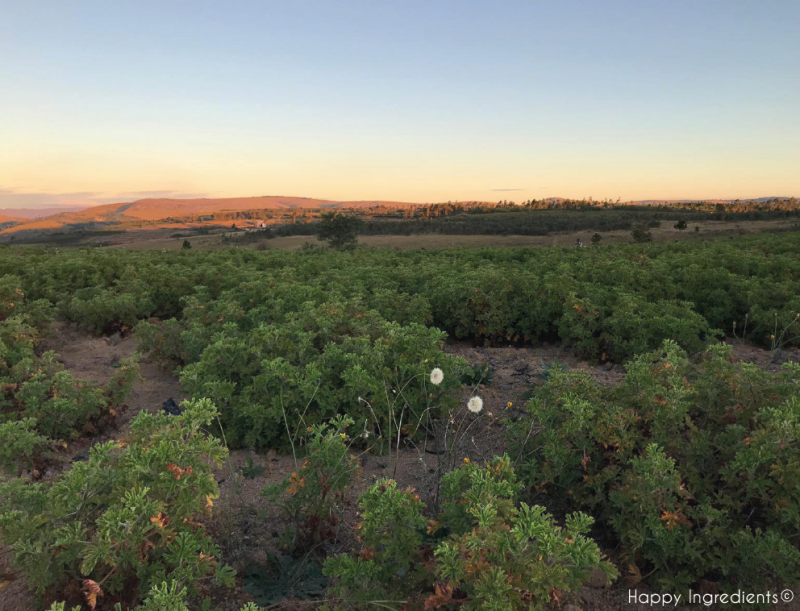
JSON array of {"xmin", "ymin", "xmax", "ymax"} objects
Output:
[
  {"xmin": 430, "ymin": 367, "xmax": 444, "ymax": 386},
  {"xmin": 467, "ymin": 396, "xmax": 484, "ymax": 414}
]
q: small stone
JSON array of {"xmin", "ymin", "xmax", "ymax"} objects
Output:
[
  {"xmin": 585, "ymin": 567, "xmax": 610, "ymax": 588},
  {"xmin": 108, "ymin": 332, "xmax": 122, "ymax": 346},
  {"xmin": 249, "ymin": 549, "xmax": 269, "ymax": 565}
]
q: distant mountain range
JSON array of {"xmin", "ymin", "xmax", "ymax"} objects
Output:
[
  {"xmin": 0, "ymin": 206, "xmax": 90, "ymax": 219},
  {"xmin": 0, "ymin": 195, "xmax": 794, "ymax": 236}
]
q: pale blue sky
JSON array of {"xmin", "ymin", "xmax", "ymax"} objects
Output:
[{"xmin": 1, "ymin": 0, "xmax": 798, "ymax": 206}]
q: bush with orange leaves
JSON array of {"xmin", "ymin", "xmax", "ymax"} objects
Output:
[
  {"xmin": 430, "ymin": 456, "xmax": 616, "ymax": 611},
  {"xmin": 0, "ymin": 398, "xmax": 235, "ymax": 610},
  {"xmin": 262, "ymin": 415, "xmax": 361, "ymax": 551},
  {"xmin": 510, "ymin": 340, "xmax": 800, "ymax": 592},
  {"xmin": 322, "ymin": 457, "xmax": 613, "ymax": 610}
]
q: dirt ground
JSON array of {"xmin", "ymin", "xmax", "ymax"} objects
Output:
[{"xmin": 2, "ymin": 326, "xmax": 799, "ymax": 611}]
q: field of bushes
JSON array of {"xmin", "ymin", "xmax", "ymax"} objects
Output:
[{"xmin": 1, "ymin": 233, "xmax": 799, "ymax": 610}]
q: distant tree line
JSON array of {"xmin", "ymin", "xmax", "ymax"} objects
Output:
[{"xmin": 229, "ymin": 207, "xmax": 800, "ymax": 240}]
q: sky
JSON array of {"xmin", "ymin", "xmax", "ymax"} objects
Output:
[{"xmin": 1, "ymin": 0, "xmax": 798, "ymax": 208}]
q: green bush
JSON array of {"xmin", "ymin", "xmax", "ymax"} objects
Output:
[
  {"xmin": 0, "ymin": 309, "xmax": 139, "ymax": 471},
  {"xmin": 0, "ymin": 399, "xmax": 233, "ymax": 608},
  {"xmin": 178, "ymin": 298, "xmax": 463, "ymax": 449},
  {"xmin": 631, "ymin": 224, "xmax": 652, "ymax": 243},
  {"xmin": 432, "ymin": 456, "xmax": 617, "ymax": 610},
  {"xmin": 263, "ymin": 416, "xmax": 361, "ymax": 550},
  {"xmin": 324, "ymin": 478, "xmax": 428, "ymax": 606},
  {"xmin": 0, "ymin": 417, "xmax": 48, "ymax": 474},
  {"xmin": 5, "ymin": 234, "xmax": 800, "ymax": 365},
  {"xmin": 323, "ymin": 457, "xmax": 614, "ymax": 610},
  {"xmin": 510, "ymin": 341, "xmax": 800, "ymax": 591},
  {"xmin": 48, "ymin": 582, "xmax": 268, "ymax": 611}
]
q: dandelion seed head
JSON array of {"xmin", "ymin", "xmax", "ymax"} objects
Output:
[
  {"xmin": 430, "ymin": 367, "xmax": 444, "ymax": 386},
  {"xmin": 467, "ymin": 396, "xmax": 484, "ymax": 414}
]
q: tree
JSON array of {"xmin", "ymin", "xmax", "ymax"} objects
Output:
[
  {"xmin": 317, "ymin": 212, "xmax": 364, "ymax": 250},
  {"xmin": 182, "ymin": 239, "xmax": 192, "ymax": 250},
  {"xmin": 674, "ymin": 219, "xmax": 687, "ymax": 231},
  {"xmin": 591, "ymin": 233, "xmax": 602, "ymax": 245},
  {"xmin": 631, "ymin": 224, "xmax": 652, "ymax": 243}
]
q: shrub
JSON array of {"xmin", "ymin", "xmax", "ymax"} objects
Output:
[
  {"xmin": 0, "ymin": 417, "xmax": 48, "ymax": 474},
  {"xmin": 324, "ymin": 479, "xmax": 427, "ymax": 605},
  {"xmin": 430, "ymin": 456, "xmax": 617, "ymax": 610},
  {"xmin": 105, "ymin": 353, "xmax": 142, "ymax": 406},
  {"xmin": 0, "ymin": 399, "xmax": 233, "ymax": 609},
  {"xmin": 135, "ymin": 318, "xmax": 189, "ymax": 365},
  {"xmin": 49, "ymin": 582, "xmax": 268, "ymax": 611},
  {"xmin": 510, "ymin": 341, "xmax": 800, "ymax": 591},
  {"xmin": 179, "ymin": 301, "xmax": 463, "ymax": 449},
  {"xmin": 65, "ymin": 287, "xmax": 155, "ymax": 335},
  {"xmin": 631, "ymin": 224, "xmax": 652, "ymax": 243},
  {"xmin": 263, "ymin": 416, "xmax": 361, "ymax": 550},
  {"xmin": 9, "ymin": 350, "xmax": 138, "ymax": 441},
  {"xmin": 323, "ymin": 457, "xmax": 614, "ymax": 610},
  {"xmin": 15, "ymin": 366, "xmax": 108, "ymax": 439},
  {"xmin": 0, "ymin": 310, "xmax": 137, "ymax": 471}
]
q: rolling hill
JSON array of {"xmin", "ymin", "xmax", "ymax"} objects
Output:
[
  {"xmin": 0, "ymin": 214, "xmax": 26, "ymax": 226},
  {"xmin": 0, "ymin": 206, "xmax": 90, "ymax": 219},
  {"xmin": 0, "ymin": 196, "xmax": 423, "ymax": 234}
]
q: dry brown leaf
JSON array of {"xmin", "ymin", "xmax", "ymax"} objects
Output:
[
  {"xmin": 625, "ymin": 563, "xmax": 643, "ymax": 586},
  {"xmin": 82, "ymin": 579, "xmax": 103, "ymax": 610},
  {"xmin": 424, "ymin": 583, "xmax": 455, "ymax": 609}
]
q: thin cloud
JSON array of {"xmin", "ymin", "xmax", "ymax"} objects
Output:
[
  {"xmin": 93, "ymin": 190, "xmax": 209, "ymax": 203},
  {"xmin": 0, "ymin": 187, "xmax": 208, "ymax": 209},
  {"xmin": 0, "ymin": 188, "xmax": 100, "ymax": 208},
  {"xmin": 489, "ymin": 188, "xmax": 526, "ymax": 192}
]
